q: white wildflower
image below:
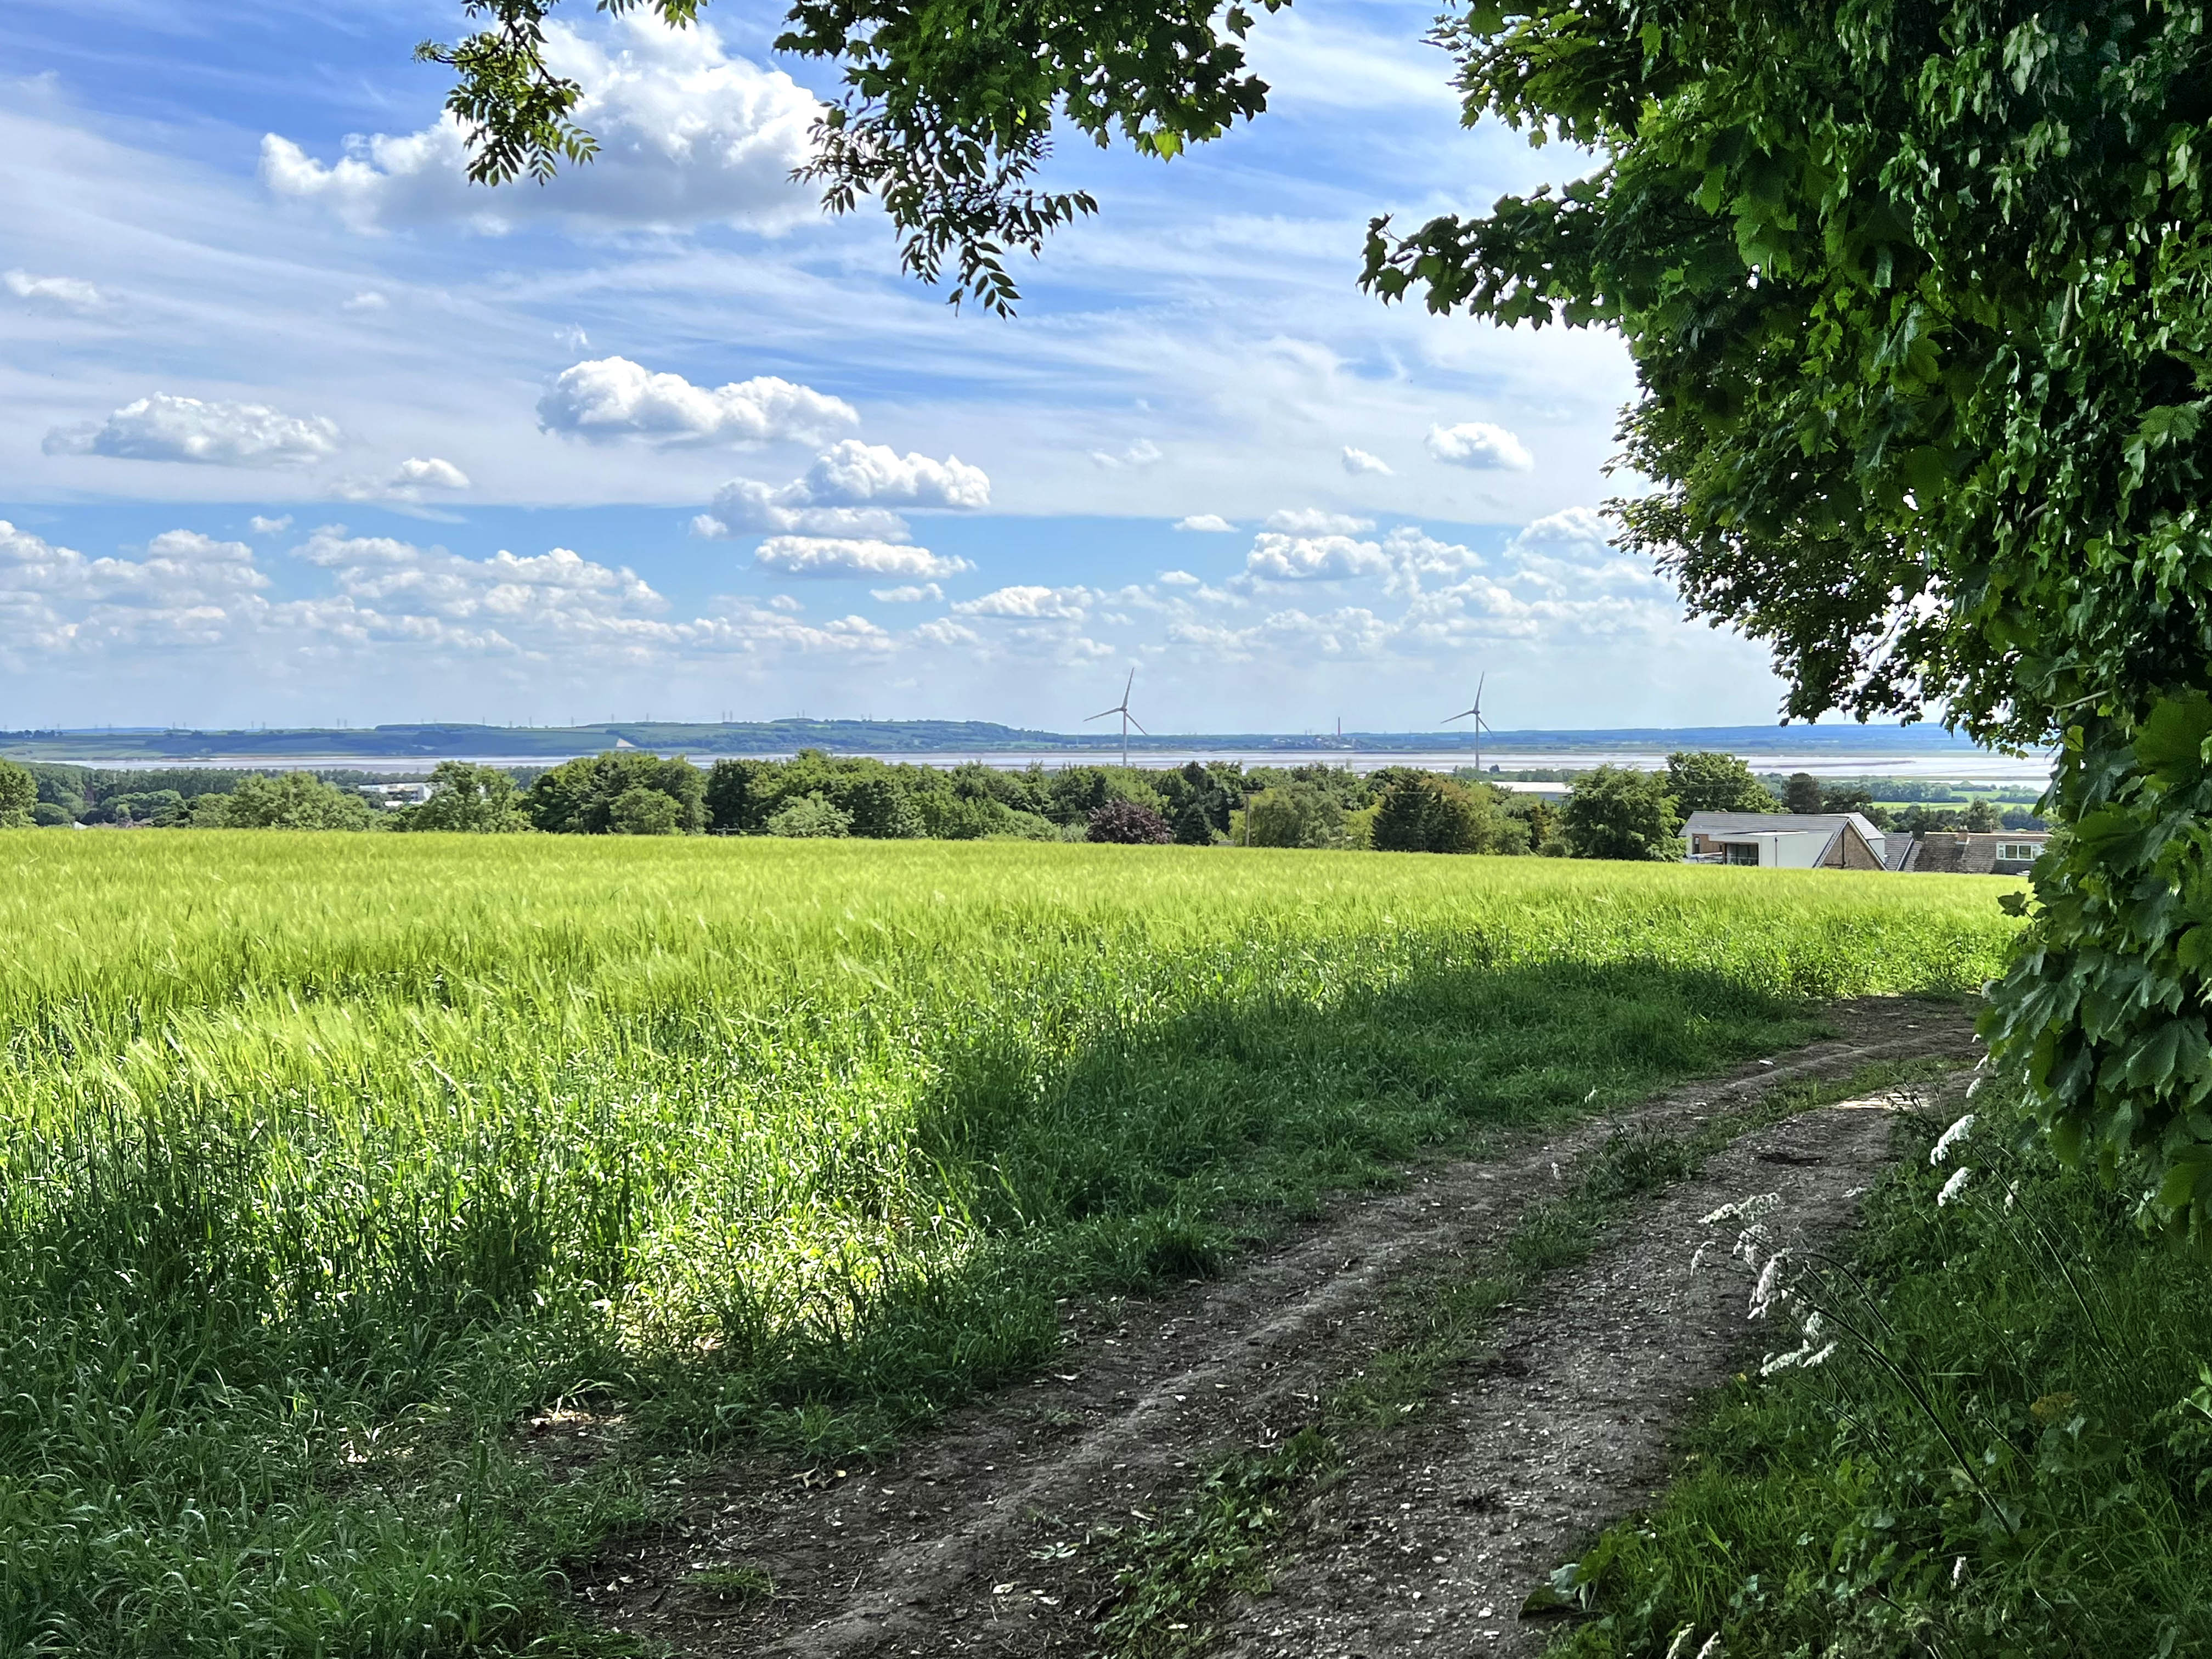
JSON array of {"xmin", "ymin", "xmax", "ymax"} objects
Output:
[
  {"xmin": 1937, "ymin": 1167, "xmax": 1973, "ymax": 1207},
  {"xmin": 1701, "ymin": 1193, "xmax": 1780, "ymax": 1227},
  {"xmin": 1663, "ymin": 1631, "xmax": 1694, "ymax": 1659},
  {"xmin": 1690, "ymin": 1242, "xmax": 1711, "ymax": 1273},
  {"xmin": 1749, "ymin": 1252, "xmax": 1788, "ymax": 1319},
  {"xmin": 1951, "ymin": 1554, "xmax": 1966, "ymax": 1587},
  {"xmin": 1799, "ymin": 1341, "xmax": 1837, "ymax": 1369},
  {"xmin": 2004, "ymin": 1180, "xmax": 2019, "ymax": 1211},
  {"xmin": 1801, "ymin": 1311, "xmax": 1825, "ymax": 1344},
  {"xmin": 1930, "ymin": 1113, "xmax": 1976, "ymax": 1165},
  {"xmin": 1733, "ymin": 1222, "xmax": 1772, "ymax": 1269},
  {"xmin": 1759, "ymin": 1347, "xmax": 1802, "ymax": 1376},
  {"xmin": 1696, "ymin": 1634, "xmax": 1723, "ymax": 1659}
]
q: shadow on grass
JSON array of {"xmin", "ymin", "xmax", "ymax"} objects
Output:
[
  {"xmin": 0, "ymin": 956, "xmax": 1846, "ymax": 1653},
  {"xmin": 649, "ymin": 958, "xmax": 1829, "ymax": 1452}
]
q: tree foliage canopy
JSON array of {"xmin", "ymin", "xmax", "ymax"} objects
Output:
[
  {"xmin": 1563, "ymin": 765, "xmax": 1684, "ymax": 862},
  {"xmin": 1666, "ymin": 750, "xmax": 1773, "ymax": 817},
  {"xmin": 0, "ymin": 760, "xmax": 33, "ymax": 830},
  {"xmin": 433, "ymin": 1, "xmax": 2212, "ymax": 1224}
]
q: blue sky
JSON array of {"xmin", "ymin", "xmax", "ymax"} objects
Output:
[{"xmin": 1, "ymin": 0, "xmax": 1791, "ymax": 733}]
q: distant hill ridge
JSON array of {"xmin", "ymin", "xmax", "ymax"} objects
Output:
[{"xmin": 1, "ymin": 718, "xmax": 2004, "ymax": 764}]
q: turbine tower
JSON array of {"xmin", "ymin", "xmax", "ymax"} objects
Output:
[
  {"xmin": 1087, "ymin": 669, "xmax": 1148, "ymax": 769},
  {"xmin": 1443, "ymin": 673, "xmax": 1493, "ymax": 775}
]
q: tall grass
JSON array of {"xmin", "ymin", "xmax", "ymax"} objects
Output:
[
  {"xmin": 0, "ymin": 832, "xmax": 2018, "ymax": 1655},
  {"xmin": 1552, "ymin": 1087, "xmax": 2212, "ymax": 1656}
]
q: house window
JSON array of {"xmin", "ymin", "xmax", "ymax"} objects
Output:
[
  {"xmin": 1996, "ymin": 842, "xmax": 2039, "ymax": 862},
  {"xmin": 1725, "ymin": 843, "xmax": 1760, "ymax": 866}
]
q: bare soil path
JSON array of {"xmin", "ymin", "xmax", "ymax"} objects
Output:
[{"xmin": 578, "ymin": 997, "xmax": 1979, "ymax": 1658}]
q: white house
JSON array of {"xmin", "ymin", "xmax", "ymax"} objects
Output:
[{"xmin": 1683, "ymin": 811, "xmax": 1891, "ymax": 870}]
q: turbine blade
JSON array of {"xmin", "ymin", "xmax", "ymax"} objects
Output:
[
  {"xmin": 1086, "ymin": 707, "xmax": 1119, "ymax": 721},
  {"xmin": 1127, "ymin": 714, "xmax": 1150, "ymax": 736}
]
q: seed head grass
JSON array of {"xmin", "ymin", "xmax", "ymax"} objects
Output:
[{"xmin": 0, "ymin": 831, "xmax": 2018, "ymax": 1654}]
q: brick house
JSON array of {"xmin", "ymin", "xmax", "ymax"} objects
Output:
[
  {"xmin": 1682, "ymin": 811, "xmax": 1890, "ymax": 870},
  {"xmin": 1901, "ymin": 831, "xmax": 2049, "ymax": 874}
]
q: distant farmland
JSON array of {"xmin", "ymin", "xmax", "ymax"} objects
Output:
[{"xmin": 0, "ymin": 833, "xmax": 2019, "ymax": 1652}]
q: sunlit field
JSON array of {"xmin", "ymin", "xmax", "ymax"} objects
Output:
[{"xmin": 0, "ymin": 832, "xmax": 2021, "ymax": 1655}]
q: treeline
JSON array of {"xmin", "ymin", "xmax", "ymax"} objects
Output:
[{"xmin": 0, "ymin": 747, "xmax": 2042, "ymax": 851}]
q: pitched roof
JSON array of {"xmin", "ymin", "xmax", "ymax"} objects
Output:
[{"xmin": 1683, "ymin": 811, "xmax": 1886, "ymax": 840}]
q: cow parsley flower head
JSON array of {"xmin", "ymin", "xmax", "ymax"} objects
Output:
[
  {"xmin": 1937, "ymin": 1166, "xmax": 1973, "ymax": 1206},
  {"xmin": 1748, "ymin": 1252, "xmax": 1789, "ymax": 1319},
  {"xmin": 1701, "ymin": 1192, "xmax": 1780, "ymax": 1227},
  {"xmin": 1696, "ymin": 1634, "xmax": 1723, "ymax": 1659},
  {"xmin": 1930, "ymin": 1113, "xmax": 1976, "ymax": 1165}
]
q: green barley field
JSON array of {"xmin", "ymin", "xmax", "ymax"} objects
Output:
[{"xmin": 0, "ymin": 832, "xmax": 2020, "ymax": 1656}]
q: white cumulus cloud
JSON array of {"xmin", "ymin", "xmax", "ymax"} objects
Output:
[
  {"xmin": 1, "ymin": 521, "xmax": 270, "ymax": 660},
  {"xmin": 697, "ymin": 441, "xmax": 989, "ymax": 539},
  {"xmin": 953, "ymin": 585, "xmax": 1092, "ymax": 620},
  {"xmin": 1425, "ymin": 421, "xmax": 1534, "ymax": 471},
  {"xmin": 1341, "ymin": 445, "xmax": 1393, "ymax": 476},
  {"xmin": 5, "ymin": 269, "xmax": 104, "ymax": 311},
  {"xmin": 340, "ymin": 290, "xmax": 388, "ymax": 312},
  {"xmin": 538, "ymin": 356, "xmax": 857, "ymax": 448},
  {"xmin": 1174, "ymin": 514, "xmax": 1236, "ymax": 533},
  {"xmin": 336, "ymin": 456, "xmax": 472, "ymax": 503},
  {"xmin": 247, "ymin": 515, "xmax": 293, "ymax": 535},
  {"xmin": 1245, "ymin": 532, "xmax": 1390, "ymax": 582},
  {"xmin": 871, "ymin": 583, "xmax": 944, "ymax": 603},
  {"xmin": 1263, "ymin": 507, "xmax": 1375, "ymax": 535},
  {"xmin": 258, "ymin": 15, "xmax": 819, "ymax": 235},
  {"xmin": 43, "ymin": 394, "xmax": 342, "ymax": 468},
  {"xmin": 753, "ymin": 537, "xmax": 970, "ymax": 580}
]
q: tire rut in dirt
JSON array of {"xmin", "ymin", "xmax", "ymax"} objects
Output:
[{"xmin": 578, "ymin": 998, "xmax": 1979, "ymax": 1658}]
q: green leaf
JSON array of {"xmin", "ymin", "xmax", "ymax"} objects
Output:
[{"xmin": 2136, "ymin": 695, "xmax": 2212, "ymax": 785}]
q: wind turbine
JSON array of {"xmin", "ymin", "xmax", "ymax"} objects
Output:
[
  {"xmin": 1443, "ymin": 673, "xmax": 1493, "ymax": 775},
  {"xmin": 1087, "ymin": 669, "xmax": 1148, "ymax": 769}
]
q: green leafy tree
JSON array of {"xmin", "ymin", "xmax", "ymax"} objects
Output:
[
  {"xmin": 1564, "ymin": 768, "xmax": 1683, "ymax": 863},
  {"xmin": 394, "ymin": 761, "xmax": 533, "ymax": 832},
  {"xmin": 1242, "ymin": 784, "xmax": 1347, "ymax": 850},
  {"xmin": 1963, "ymin": 799, "xmax": 2001, "ymax": 834},
  {"xmin": 1045, "ymin": 766, "xmax": 1163, "ymax": 827},
  {"xmin": 609, "ymin": 786, "xmax": 685, "ymax": 835},
  {"xmin": 528, "ymin": 751, "xmax": 705, "ymax": 834},
  {"xmin": 0, "ymin": 759, "xmax": 36, "ymax": 828},
  {"xmin": 1781, "ymin": 774, "xmax": 1826, "ymax": 816},
  {"xmin": 1508, "ymin": 795, "xmax": 1566, "ymax": 856},
  {"xmin": 438, "ymin": 1, "xmax": 2212, "ymax": 1217},
  {"xmin": 1369, "ymin": 773, "xmax": 1514, "ymax": 855},
  {"xmin": 703, "ymin": 757, "xmax": 766, "ymax": 834},
  {"xmin": 765, "ymin": 794, "xmax": 853, "ymax": 838},
  {"xmin": 210, "ymin": 774, "xmax": 376, "ymax": 831},
  {"xmin": 31, "ymin": 803, "xmax": 72, "ymax": 828},
  {"xmin": 1666, "ymin": 752, "xmax": 1773, "ymax": 816}
]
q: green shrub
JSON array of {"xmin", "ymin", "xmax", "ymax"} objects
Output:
[{"xmin": 765, "ymin": 793, "xmax": 853, "ymax": 838}]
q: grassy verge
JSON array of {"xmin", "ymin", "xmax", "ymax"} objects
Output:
[
  {"xmin": 1548, "ymin": 1084, "xmax": 2212, "ymax": 1657},
  {"xmin": 1092, "ymin": 1056, "xmax": 1968, "ymax": 1657},
  {"xmin": 0, "ymin": 833, "xmax": 2017, "ymax": 1655}
]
